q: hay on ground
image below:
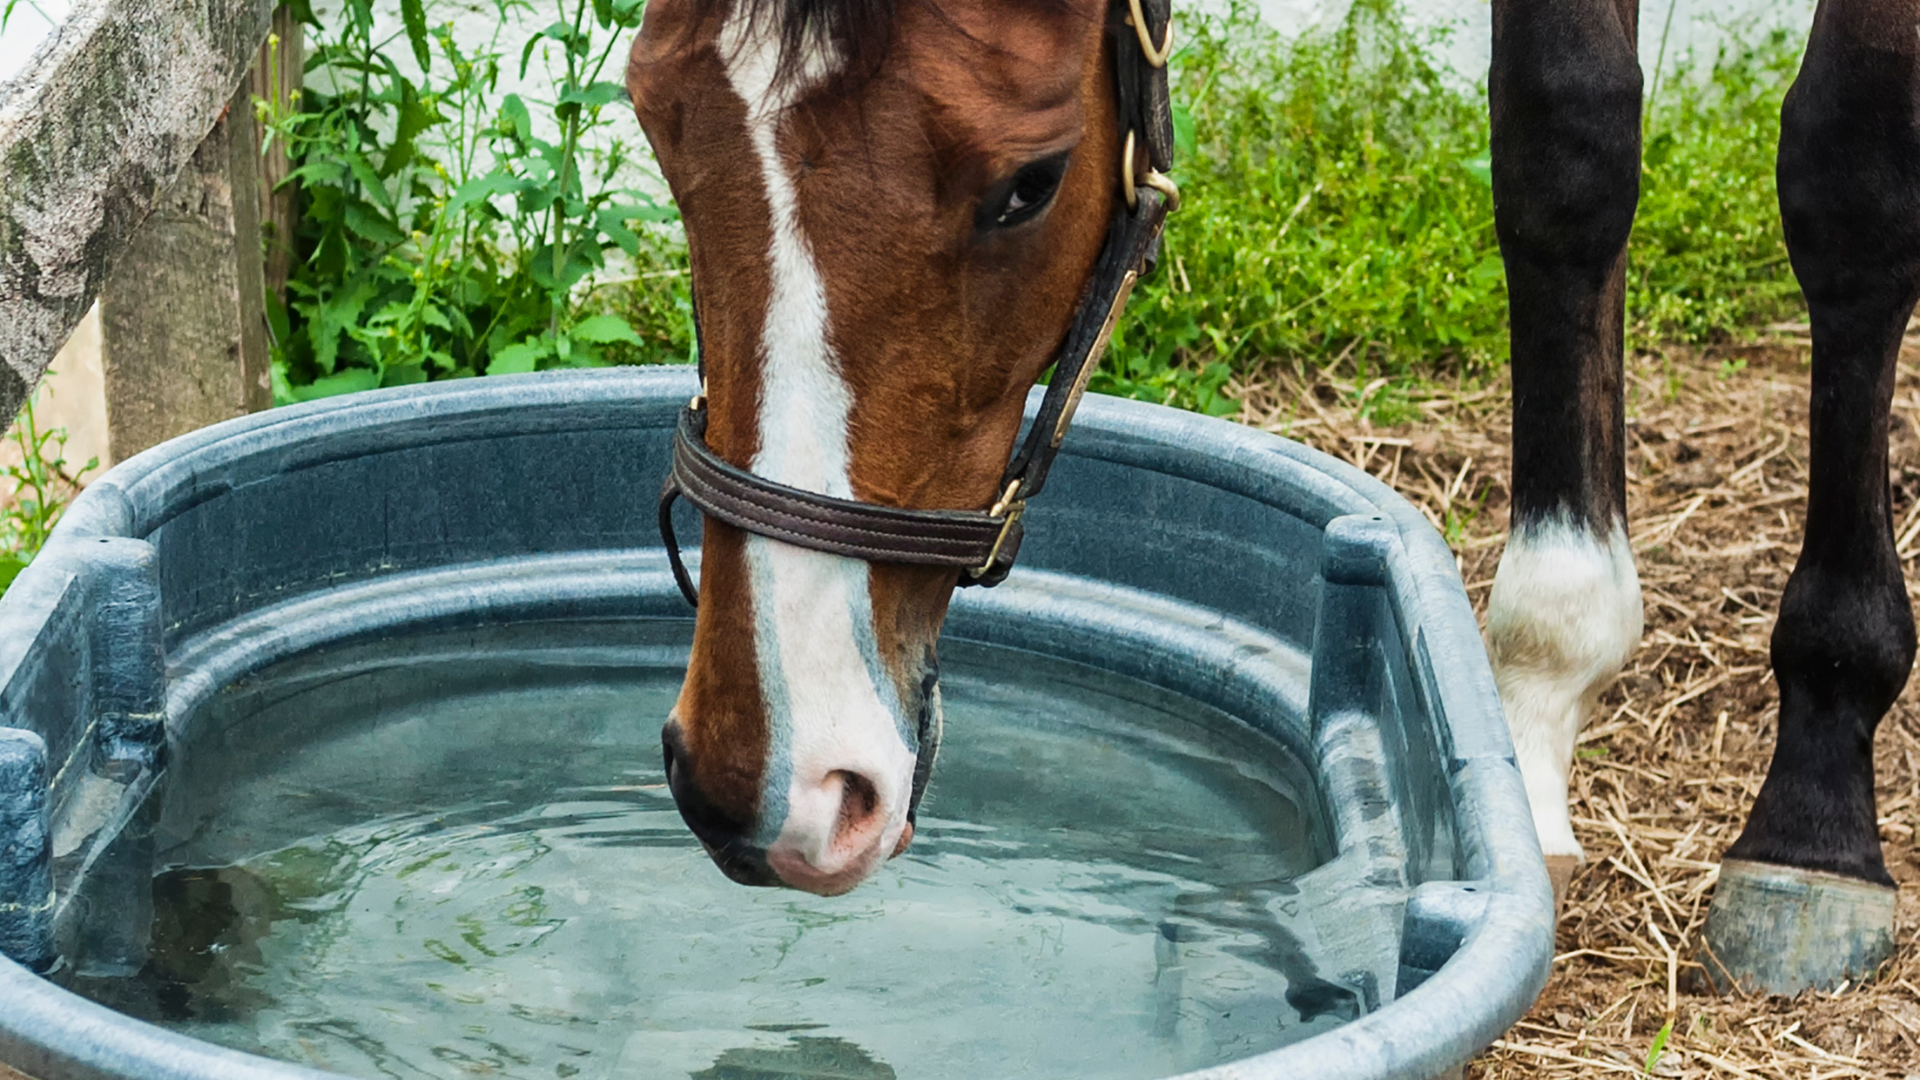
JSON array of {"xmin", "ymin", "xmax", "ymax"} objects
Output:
[{"xmin": 1232, "ymin": 328, "xmax": 1920, "ymax": 1078}]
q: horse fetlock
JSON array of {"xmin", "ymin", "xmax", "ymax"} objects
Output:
[
  {"xmin": 1489, "ymin": 517, "xmax": 1641, "ymax": 865},
  {"xmin": 1732, "ymin": 565, "xmax": 1902, "ymax": 883},
  {"xmin": 1770, "ymin": 558, "xmax": 1915, "ymax": 725}
]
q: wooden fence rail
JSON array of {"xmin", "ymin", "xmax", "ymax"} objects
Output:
[{"xmin": 0, "ymin": 0, "xmax": 277, "ymax": 431}]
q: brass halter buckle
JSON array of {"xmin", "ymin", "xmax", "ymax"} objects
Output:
[
  {"xmin": 1121, "ymin": 130, "xmax": 1181, "ymax": 213},
  {"xmin": 970, "ymin": 480, "xmax": 1027, "ymax": 580}
]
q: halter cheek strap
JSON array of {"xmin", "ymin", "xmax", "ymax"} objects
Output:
[{"xmin": 658, "ymin": 0, "xmax": 1178, "ymax": 608}]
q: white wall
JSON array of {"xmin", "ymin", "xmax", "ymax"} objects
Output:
[
  {"xmin": 0, "ymin": 303, "xmax": 110, "ymax": 477},
  {"xmin": 1247, "ymin": 0, "xmax": 1818, "ymax": 87},
  {"xmin": 0, "ymin": 0, "xmax": 75, "ymax": 87}
]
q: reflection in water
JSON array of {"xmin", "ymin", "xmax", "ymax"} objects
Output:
[
  {"xmin": 67, "ymin": 624, "xmax": 1368, "ymax": 1080},
  {"xmin": 692, "ymin": 1036, "xmax": 896, "ymax": 1080},
  {"xmin": 143, "ymin": 867, "xmax": 278, "ymax": 1022}
]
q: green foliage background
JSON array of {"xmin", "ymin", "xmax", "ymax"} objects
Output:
[
  {"xmin": 266, "ymin": 0, "xmax": 690, "ymax": 401},
  {"xmin": 0, "ymin": 398, "xmax": 94, "ymax": 594},
  {"xmin": 1105, "ymin": 0, "xmax": 1803, "ymax": 416},
  {"xmin": 265, "ymin": 0, "xmax": 1806, "ymax": 414}
]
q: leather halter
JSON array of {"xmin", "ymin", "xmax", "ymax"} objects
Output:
[{"xmin": 659, "ymin": 0, "xmax": 1179, "ymax": 607}]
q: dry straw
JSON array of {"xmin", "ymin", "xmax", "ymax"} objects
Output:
[{"xmin": 1234, "ymin": 328, "xmax": 1920, "ymax": 1077}]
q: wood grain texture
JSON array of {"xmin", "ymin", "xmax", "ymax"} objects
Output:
[
  {"xmin": 0, "ymin": 0, "xmax": 275, "ymax": 427},
  {"xmin": 99, "ymin": 80, "xmax": 271, "ymax": 461},
  {"xmin": 249, "ymin": 5, "xmax": 302, "ymax": 303}
]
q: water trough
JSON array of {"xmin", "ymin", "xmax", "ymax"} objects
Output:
[{"xmin": 0, "ymin": 367, "xmax": 1552, "ymax": 1080}]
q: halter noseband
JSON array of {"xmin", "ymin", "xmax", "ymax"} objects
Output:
[{"xmin": 658, "ymin": 0, "xmax": 1179, "ymax": 607}]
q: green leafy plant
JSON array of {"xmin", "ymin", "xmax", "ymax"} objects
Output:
[
  {"xmin": 1096, "ymin": 0, "xmax": 1803, "ymax": 414},
  {"xmin": 266, "ymin": 0, "xmax": 689, "ymax": 400},
  {"xmin": 1, "ymin": 396, "xmax": 97, "ymax": 596},
  {"xmin": 1102, "ymin": 0, "xmax": 1506, "ymax": 415},
  {"xmin": 1631, "ymin": 29, "xmax": 1803, "ymax": 347}
]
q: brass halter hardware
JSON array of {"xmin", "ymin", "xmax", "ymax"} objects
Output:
[
  {"xmin": 1126, "ymin": 0, "xmax": 1175, "ymax": 68},
  {"xmin": 1122, "ymin": 130, "xmax": 1181, "ymax": 213},
  {"xmin": 970, "ymin": 480, "xmax": 1029, "ymax": 581}
]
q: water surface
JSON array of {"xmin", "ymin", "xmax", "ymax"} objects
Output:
[{"xmin": 73, "ymin": 622, "xmax": 1356, "ymax": 1080}]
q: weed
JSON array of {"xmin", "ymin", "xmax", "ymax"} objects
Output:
[
  {"xmin": 1632, "ymin": 29, "xmax": 1803, "ymax": 348},
  {"xmin": 0, "ymin": 396, "xmax": 96, "ymax": 596},
  {"xmin": 1441, "ymin": 486, "xmax": 1489, "ymax": 549},
  {"xmin": 267, "ymin": 0, "xmax": 686, "ymax": 400},
  {"xmin": 1099, "ymin": 0, "xmax": 1803, "ymax": 413},
  {"xmin": 1105, "ymin": 0, "xmax": 1503, "ymax": 414},
  {"xmin": 1644, "ymin": 1017, "xmax": 1674, "ymax": 1074}
]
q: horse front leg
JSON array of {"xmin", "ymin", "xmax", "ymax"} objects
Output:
[
  {"xmin": 1701, "ymin": 0, "xmax": 1920, "ymax": 995},
  {"xmin": 1486, "ymin": 0, "xmax": 1645, "ymax": 913}
]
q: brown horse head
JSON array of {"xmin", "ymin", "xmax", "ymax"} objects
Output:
[{"xmin": 627, "ymin": 0, "xmax": 1125, "ymax": 893}]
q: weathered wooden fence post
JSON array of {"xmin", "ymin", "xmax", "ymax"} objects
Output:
[
  {"xmin": 94, "ymin": 5, "xmax": 303, "ymax": 462},
  {"xmin": 251, "ymin": 6, "xmax": 303, "ymax": 305},
  {"xmin": 0, "ymin": 0, "xmax": 277, "ymax": 431},
  {"xmin": 97, "ymin": 82, "xmax": 272, "ymax": 460}
]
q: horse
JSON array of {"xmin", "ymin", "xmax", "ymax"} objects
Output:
[{"xmin": 624, "ymin": 0, "xmax": 1918, "ymax": 990}]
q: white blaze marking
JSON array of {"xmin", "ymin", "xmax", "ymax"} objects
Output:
[
  {"xmin": 719, "ymin": 9, "xmax": 916, "ymax": 867},
  {"xmin": 1487, "ymin": 517, "xmax": 1642, "ymax": 864}
]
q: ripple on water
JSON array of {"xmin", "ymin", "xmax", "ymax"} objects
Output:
[{"xmin": 69, "ymin": 622, "xmax": 1359, "ymax": 1080}]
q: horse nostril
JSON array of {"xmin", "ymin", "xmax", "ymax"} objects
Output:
[
  {"xmin": 764, "ymin": 766, "xmax": 906, "ymax": 894},
  {"xmin": 828, "ymin": 770, "xmax": 884, "ymax": 857}
]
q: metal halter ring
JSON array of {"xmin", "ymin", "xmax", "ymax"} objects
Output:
[
  {"xmin": 1121, "ymin": 130, "xmax": 1182, "ymax": 213},
  {"xmin": 1125, "ymin": 0, "xmax": 1175, "ymax": 67},
  {"xmin": 970, "ymin": 480, "xmax": 1027, "ymax": 580}
]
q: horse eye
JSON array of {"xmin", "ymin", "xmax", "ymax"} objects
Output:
[{"xmin": 985, "ymin": 154, "xmax": 1069, "ymax": 230}]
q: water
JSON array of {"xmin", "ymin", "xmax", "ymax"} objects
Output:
[{"xmin": 71, "ymin": 621, "xmax": 1353, "ymax": 1080}]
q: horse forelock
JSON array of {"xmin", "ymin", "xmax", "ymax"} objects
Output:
[{"xmin": 690, "ymin": 0, "xmax": 897, "ymax": 92}]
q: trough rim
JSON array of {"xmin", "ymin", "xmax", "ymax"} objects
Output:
[{"xmin": 0, "ymin": 366, "xmax": 1552, "ymax": 1080}]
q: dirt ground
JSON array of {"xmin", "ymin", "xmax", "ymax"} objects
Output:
[{"xmin": 1233, "ymin": 329, "xmax": 1920, "ymax": 1078}]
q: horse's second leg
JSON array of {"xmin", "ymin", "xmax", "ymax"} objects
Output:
[
  {"xmin": 1486, "ymin": 0, "xmax": 1645, "ymax": 912},
  {"xmin": 1701, "ymin": 0, "xmax": 1920, "ymax": 994}
]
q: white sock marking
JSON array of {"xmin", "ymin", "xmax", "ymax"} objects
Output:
[
  {"xmin": 719, "ymin": 9, "xmax": 916, "ymax": 868},
  {"xmin": 1488, "ymin": 518, "xmax": 1643, "ymax": 863}
]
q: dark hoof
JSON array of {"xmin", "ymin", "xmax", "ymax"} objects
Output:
[{"xmin": 1698, "ymin": 858, "xmax": 1895, "ymax": 995}]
